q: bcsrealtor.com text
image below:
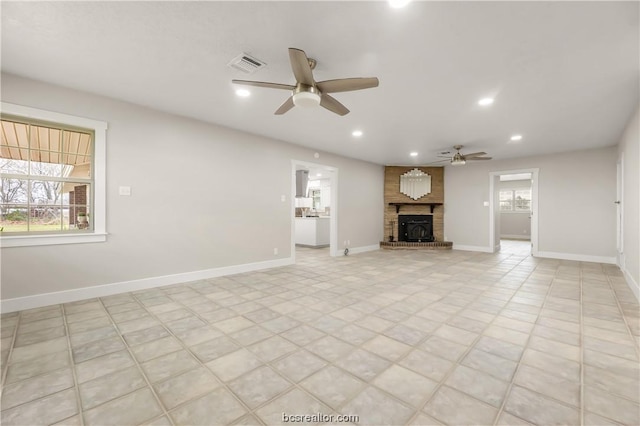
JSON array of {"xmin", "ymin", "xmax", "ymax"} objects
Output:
[{"xmin": 282, "ymin": 413, "xmax": 359, "ymax": 423}]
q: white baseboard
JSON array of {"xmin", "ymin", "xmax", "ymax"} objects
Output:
[
  {"xmin": 500, "ymin": 234, "xmax": 531, "ymax": 240},
  {"xmin": 453, "ymin": 244, "xmax": 493, "ymax": 253},
  {"xmin": 536, "ymin": 251, "xmax": 617, "ymax": 265},
  {"xmin": 622, "ymin": 267, "xmax": 640, "ymax": 301},
  {"xmin": 332, "ymin": 243, "xmax": 380, "ymax": 256},
  {"xmin": 349, "ymin": 244, "xmax": 380, "ymax": 255},
  {"xmin": 0, "ymin": 257, "xmax": 294, "ymax": 313}
]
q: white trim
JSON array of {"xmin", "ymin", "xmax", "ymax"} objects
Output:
[
  {"xmin": 346, "ymin": 244, "xmax": 380, "ymax": 255},
  {"xmin": 622, "ymin": 267, "xmax": 639, "ymax": 301},
  {"xmin": 1, "ymin": 233, "xmax": 107, "ymax": 248},
  {"xmin": 536, "ymin": 251, "xmax": 617, "ymax": 265},
  {"xmin": 0, "ymin": 257, "xmax": 294, "ymax": 313},
  {"xmin": 0, "ymin": 102, "xmax": 108, "ymax": 247},
  {"xmin": 453, "ymin": 244, "xmax": 493, "ymax": 253},
  {"xmin": 616, "ymin": 153, "xmax": 624, "ymax": 259}
]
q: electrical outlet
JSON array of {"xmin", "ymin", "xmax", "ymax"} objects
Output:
[
  {"xmin": 281, "ymin": 195, "xmax": 286, "ymax": 202},
  {"xmin": 344, "ymin": 240, "xmax": 347, "ymax": 246},
  {"xmin": 347, "ymin": 240, "xmax": 350, "ymax": 246},
  {"xmin": 273, "ymin": 248, "xmax": 278, "ymax": 255}
]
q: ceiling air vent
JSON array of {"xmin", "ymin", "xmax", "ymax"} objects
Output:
[{"xmin": 227, "ymin": 53, "xmax": 267, "ymax": 74}]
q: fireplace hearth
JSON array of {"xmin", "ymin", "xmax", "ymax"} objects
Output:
[{"xmin": 398, "ymin": 215, "xmax": 434, "ymax": 242}]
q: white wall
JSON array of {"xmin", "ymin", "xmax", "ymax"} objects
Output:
[
  {"xmin": 445, "ymin": 146, "xmax": 617, "ymax": 261},
  {"xmin": 0, "ymin": 74, "xmax": 384, "ymax": 304},
  {"xmin": 617, "ymin": 107, "xmax": 639, "ymax": 298}
]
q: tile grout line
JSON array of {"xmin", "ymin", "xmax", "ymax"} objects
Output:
[
  {"xmin": 0, "ymin": 311, "xmax": 21, "ymax": 390},
  {"xmin": 406, "ymin": 251, "xmax": 537, "ymax": 425},
  {"xmin": 2, "ymin": 247, "xmax": 637, "ymax": 425},
  {"xmin": 465, "ymin": 253, "xmax": 544, "ymax": 426},
  {"xmin": 128, "ymin": 288, "xmax": 268, "ymax": 425},
  {"xmin": 96, "ymin": 297, "xmax": 175, "ymax": 426},
  {"xmin": 604, "ymin": 265, "xmax": 640, "ymax": 361},
  {"xmin": 60, "ymin": 304, "xmax": 87, "ymax": 426}
]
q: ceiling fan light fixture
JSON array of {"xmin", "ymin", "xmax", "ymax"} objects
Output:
[
  {"xmin": 451, "ymin": 152, "xmax": 466, "ymax": 166},
  {"xmin": 388, "ymin": 0, "xmax": 411, "ymax": 8},
  {"xmin": 235, "ymin": 89, "xmax": 251, "ymax": 97},
  {"xmin": 292, "ymin": 91, "xmax": 321, "ymax": 107}
]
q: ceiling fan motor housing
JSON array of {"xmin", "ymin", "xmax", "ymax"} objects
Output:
[{"xmin": 292, "ymin": 84, "xmax": 321, "ymax": 107}]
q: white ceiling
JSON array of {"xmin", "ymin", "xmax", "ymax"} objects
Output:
[{"xmin": 2, "ymin": 1, "xmax": 638, "ymax": 166}]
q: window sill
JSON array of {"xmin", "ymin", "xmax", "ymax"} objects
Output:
[
  {"xmin": 500, "ymin": 211, "xmax": 531, "ymax": 214},
  {"xmin": 1, "ymin": 233, "xmax": 107, "ymax": 248}
]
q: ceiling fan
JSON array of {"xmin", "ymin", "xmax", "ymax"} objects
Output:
[
  {"xmin": 431, "ymin": 145, "xmax": 493, "ymax": 166},
  {"xmin": 232, "ymin": 47, "xmax": 379, "ymax": 116}
]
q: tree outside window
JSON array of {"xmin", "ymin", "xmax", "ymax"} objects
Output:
[
  {"xmin": 499, "ymin": 189, "xmax": 531, "ymax": 212},
  {"xmin": 0, "ymin": 118, "xmax": 93, "ymax": 233}
]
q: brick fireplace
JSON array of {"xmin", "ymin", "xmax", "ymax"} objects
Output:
[{"xmin": 381, "ymin": 166, "xmax": 451, "ymax": 249}]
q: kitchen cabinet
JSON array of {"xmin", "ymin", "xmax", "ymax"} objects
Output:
[{"xmin": 295, "ymin": 217, "xmax": 330, "ymax": 247}]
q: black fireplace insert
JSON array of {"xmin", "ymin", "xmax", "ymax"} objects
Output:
[{"xmin": 398, "ymin": 215, "xmax": 434, "ymax": 242}]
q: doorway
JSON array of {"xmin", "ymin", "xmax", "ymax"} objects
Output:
[
  {"xmin": 291, "ymin": 160, "xmax": 338, "ymax": 262},
  {"xmin": 489, "ymin": 168, "xmax": 539, "ymax": 256},
  {"xmin": 616, "ymin": 154, "xmax": 624, "ymax": 268}
]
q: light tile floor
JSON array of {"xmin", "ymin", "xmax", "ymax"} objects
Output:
[{"xmin": 1, "ymin": 244, "xmax": 639, "ymax": 425}]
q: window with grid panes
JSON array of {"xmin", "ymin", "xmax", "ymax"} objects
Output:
[
  {"xmin": 499, "ymin": 189, "xmax": 531, "ymax": 212},
  {"xmin": 1, "ymin": 116, "xmax": 94, "ymax": 234}
]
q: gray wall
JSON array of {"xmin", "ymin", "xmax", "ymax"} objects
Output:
[
  {"xmin": 617, "ymin": 107, "xmax": 639, "ymax": 297},
  {"xmin": 0, "ymin": 74, "xmax": 384, "ymax": 300},
  {"xmin": 445, "ymin": 146, "xmax": 618, "ymax": 258}
]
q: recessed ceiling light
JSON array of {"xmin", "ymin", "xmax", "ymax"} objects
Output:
[
  {"xmin": 510, "ymin": 135, "xmax": 523, "ymax": 141},
  {"xmin": 317, "ymin": 173, "xmax": 322, "ymax": 177},
  {"xmin": 235, "ymin": 89, "xmax": 250, "ymax": 97},
  {"xmin": 478, "ymin": 97, "xmax": 494, "ymax": 106},
  {"xmin": 409, "ymin": 152, "xmax": 418, "ymax": 157},
  {"xmin": 352, "ymin": 130, "xmax": 363, "ymax": 137},
  {"xmin": 388, "ymin": 0, "xmax": 411, "ymax": 8}
]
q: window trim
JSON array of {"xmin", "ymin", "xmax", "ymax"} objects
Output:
[
  {"xmin": 1, "ymin": 102, "xmax": 107, "ymax": 247},
  {"xmin": 499, "ymin": 188, "xmax": 532, "ymax": 213}
]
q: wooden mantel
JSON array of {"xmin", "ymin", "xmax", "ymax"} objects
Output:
[{"xmin": 389, "ymin": 202, "xmax": 443, "ymax": 214}]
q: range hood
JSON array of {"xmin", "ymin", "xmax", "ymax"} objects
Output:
[{"xmin": 295, "ymin": 170, "xmax": 309, "ymax": 198}]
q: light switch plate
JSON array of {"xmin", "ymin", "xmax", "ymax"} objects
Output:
[{"xmin": 119, "ymin": 186, "xmax": 131, "ymax": 196}]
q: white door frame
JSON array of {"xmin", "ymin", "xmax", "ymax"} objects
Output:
[
  {"xmin": 616, "ymin": 153, "xmax": 624, "ymax": 268},
  {"xmin": 489, "ymin": 168, "xmax": 539, "ymax": 255},
  {"xmin": 291, "ymin": 160, "xmax": 339, "ymax": 262}
]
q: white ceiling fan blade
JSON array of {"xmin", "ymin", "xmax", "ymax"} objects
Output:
[
  {"xmin": 289, "ymin": 48, "xmax": 315, "ymax": 86},
  {"xmin": 316, "ymin": 77, "xmax": 379, "ymax": 94},
  {"xmin": 463, "ymin": 151, "xmax": 487, "ymax": 158},
  {"xmin": 274, "ymin": 97, "xmax": 295, "ymax": 115},
  {"xmin": 467, "ymin": 156, "xmax": 492, "ymax": 160},
  {"xmin": 320, "ymin": 94, "xmax": 349, "ymax": 116},
  {"xmin": 232, "ymin": 80, "xmax": 295, "ymax": 91}
]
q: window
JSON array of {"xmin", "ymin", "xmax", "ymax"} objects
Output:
[
  {"xmin": 499, "ymin": 189, "xmax": 531, "ymax": 212},
  {"xmin": 1, "ymin": 103, "xmax": 107, "ymax": 247}
]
